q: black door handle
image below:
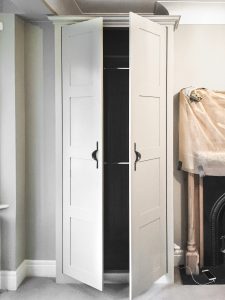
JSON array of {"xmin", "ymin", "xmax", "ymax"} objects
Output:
[
  {"xmin": 92, "ymin": 142, "xmax": 99, "ymax": 169},
  {"xmin": 134, "ymin": 143, "xmax": 141, "ymax": 171}
]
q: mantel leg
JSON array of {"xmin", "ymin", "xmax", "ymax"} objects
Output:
[
  {"xmin": 199, "ymin": 176, "xmax": 204, "ymax": 267},
  {"xmin": 186, "ymin": 172, "xmax": 199, "ymax": 275}
]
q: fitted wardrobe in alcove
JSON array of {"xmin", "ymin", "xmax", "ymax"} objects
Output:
[{"xmin": 50, "ymin": 12, "xmax": 178, "ymax": 299}]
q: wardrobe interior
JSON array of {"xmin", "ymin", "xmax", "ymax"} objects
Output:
[{"xmin": 103, "ymin": 28, "xmax": 129, "ymax": 272}]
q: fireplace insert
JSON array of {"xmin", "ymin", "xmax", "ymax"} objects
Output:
[{"xmin": 204, "ymin": 176, "xmax": 225, "ymax": 266}]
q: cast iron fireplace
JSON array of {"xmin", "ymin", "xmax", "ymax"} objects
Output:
[{"xmin": 204, "ymin": 176, "xmax": 225, "ymax": 267}]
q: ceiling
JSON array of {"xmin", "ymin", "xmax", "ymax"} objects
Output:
[
  {"xmin": 1, "ymin": 0, "xmax": 225, "ymax": 22},
  {"xmin": 0, "ymin": 0, "xmax": 163, "ymax": 19},
  {"xmin": 44, "ymin": 0, "xmax": 225, "ymax": 15},
  {"xmin": 0, "ymin": 0, "xmax": 51, "ymax": 19},
  {"xmin": 70, "ymin": 0, "xmax": 156, "ymax": 13}
]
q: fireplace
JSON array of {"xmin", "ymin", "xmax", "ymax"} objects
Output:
[
  {"xmin": 178, "ymin": 88, "xmax": 225, "ymax": 277},
  {"xmin": 204, "ymin": 176, "xmax": 225, "ymax": 267},
  {"xmin": 183, "ymin": 173, "xmax": 225, "ymax": 276},
  {"xmin": 180, "ymin": 175, "xmax": 225, "ymax": 284}
]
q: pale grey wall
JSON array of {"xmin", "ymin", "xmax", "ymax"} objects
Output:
[
  {"xmin": 0, "ymin": 14, "xmax": 55, "ymax": 270},
  {"xmin": 37, "ymin": 22, "xmax": 55, "ymax": 260},
  {"xmin": 0, "ymin": 13, "xmax": 17, "ymax": 271},
  {"xmin": 0, "ymin": 0, "xmax": 21, "ymax": 14},
  {"xmin": 25, "ymin": 22, "xmax": 55, "ymax": 260},
  {"xmin": 0, "ymin": 15, "xmax": 16, "ymax": 270},
  {"xmin": 15, "ymin": 16, "xmax": 26, "ymax": 268},
  {"xmin": 174, "ymin": 25, "xmax": 225, "ymax": 250},
  {"xmin": 0, "ymin": 14, "xmax": 26, "ymax": 270}
]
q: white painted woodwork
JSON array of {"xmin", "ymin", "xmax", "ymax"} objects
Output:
[
  {"xmin": 0, "ymin": 205, "xmax": 9, "ymax": 210},
  {"xmin": 62, "ymin": 18, "xmax": 103, "ymax": 291},
  {"xmin": 166, "ymin": 24, "xmax": 175, "ymax": 283},
  {"xmin": 49, "ymin": 15, "xmax": 180, "ymax": 29},
  {"xmin": 129, "ymin": 12, "xmax": 167, "ymax": 298},
  {"xmin": 51, "ymin": 13, "xmax": 176, "ymax": 290}
]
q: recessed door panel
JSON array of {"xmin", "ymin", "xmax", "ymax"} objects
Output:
[
  {"xmin": 70, "ymin": 97, "xmax": 99, "ymax": 157},
  {"xmin": 129, "ymin": 12, "xmax": 167, "ymax": 299},
  {"xmin": 62, "ymin": 18, "xmax": 103, "ymax": 291}
]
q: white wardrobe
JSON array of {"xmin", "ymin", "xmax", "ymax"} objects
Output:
[{"xmin": 51, "ymin": 12, "xmax": 178, "ymax": 299}]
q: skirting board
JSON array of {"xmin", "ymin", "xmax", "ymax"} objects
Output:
[
  {"xmin": 174, "ymin": 249, "xmax": 184, "ymax": 267},
  {"xmin": 0, "ymin": 254, "xmax": 182, "ymax": 291},
  {"xmin": 0, "ymin": 261, "xmax": 128, "ymax": 291},
  {"xmin": 0, "ymin": 260, "xmax": 56, "ymax": 291}
]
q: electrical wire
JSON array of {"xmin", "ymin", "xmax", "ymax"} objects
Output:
[{"xmin": 179, "ymin": 266, "xmax": 216, "ymax": 285}]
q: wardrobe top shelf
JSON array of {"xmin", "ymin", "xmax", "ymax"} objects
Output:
[
  {"xmin": 104, "ymin": 67, "xmax": 129, "ymax": 70},
  {"xmin": 104, "ymin": 162, "xmax": 129, "ymax": 165},
  {"xmin": 104, "ymin": 55, "xmax": 129, "ymax": 58}
]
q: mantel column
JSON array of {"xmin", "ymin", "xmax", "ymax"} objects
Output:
[{"xmin": 186, "ymin": 172, "xmax": 199, "ymax": 274}]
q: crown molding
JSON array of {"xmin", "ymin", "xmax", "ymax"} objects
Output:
[{"xmin": 48, "ymin": 14, "xmax": 180, "ymax": 29}]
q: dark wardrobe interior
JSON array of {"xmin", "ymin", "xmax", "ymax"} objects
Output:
[{"xmin": 103, "ymin": 28, "xmax": 129, "ymax": 272}]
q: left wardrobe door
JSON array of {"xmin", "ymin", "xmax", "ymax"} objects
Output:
[{"xmin": 62, "ymin": 18, "xmax": 103, "ymax": 291}]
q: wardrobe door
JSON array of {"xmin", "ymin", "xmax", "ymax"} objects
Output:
[
  {"xmin": 62, "ymin": 18, "xmax": 103, "ymax": 291},
  {"xmin": 129, "ymin": 12, "xmax": 167, "ymax": 298}
]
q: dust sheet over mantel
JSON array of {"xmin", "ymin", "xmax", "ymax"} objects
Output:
[{"xmin": 179, "ymin": 88, "xmax": 225, "ymax": 176}]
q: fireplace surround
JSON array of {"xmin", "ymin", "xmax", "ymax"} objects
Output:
[
  {"xmin": 179, "ymin": 88, "xmax": 225, "ymax": 276},
  {"xmin": 181, "ymin": 175, "xmax": 225, "ymax": 284}
]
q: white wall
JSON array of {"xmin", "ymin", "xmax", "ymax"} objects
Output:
[{"xmin": 174, "ymin": 25, "xmax": 225, "ymax": 250}]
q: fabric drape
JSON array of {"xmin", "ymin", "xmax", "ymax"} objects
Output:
[{"xmin": 179, "ymin": 88, "xmax": 225, "ymax": 176}]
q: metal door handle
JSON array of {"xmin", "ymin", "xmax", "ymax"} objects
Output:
[
  {"xmin": 134, "ymin": 143, "xmax": 141, "ymax": 171},
  {"xmin": 92, "ymin": 142, "xmax": 99, "ymax": 169}
]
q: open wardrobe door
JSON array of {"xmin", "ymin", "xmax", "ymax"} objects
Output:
[
  {"xmin": 62, "ymin": 18, "xmax": 103, "ymax": 291},
  {"xmin": 129, "ymin": 12, "xmax": 167, "ymax": 299}
]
